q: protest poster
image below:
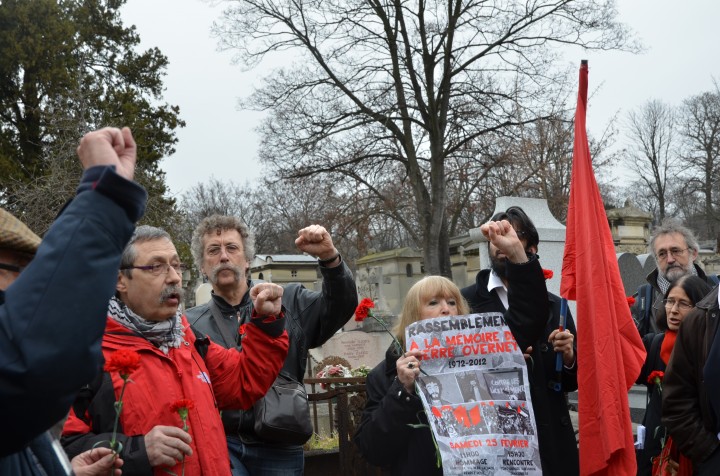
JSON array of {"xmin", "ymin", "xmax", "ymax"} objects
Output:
[{"xmin": 405, "ymin": 312, "xmax": 541, "ymax": 476}]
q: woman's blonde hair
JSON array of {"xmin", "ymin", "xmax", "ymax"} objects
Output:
[{"xmin": 393, "ymin": 276, "xmax": 469, "ymax": 347}]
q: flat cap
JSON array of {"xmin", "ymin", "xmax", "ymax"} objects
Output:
[{"xmin": 0, "ymin": 208, "xmax": 41, "ymax": 254}]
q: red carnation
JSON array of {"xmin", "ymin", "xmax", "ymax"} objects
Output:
[
  {"xmin": 542, "ymin": 269, "xmax": 554, "ymax": 280},
  {"xmin": 354, "ymin": 298, "xmax": 375, "ymax": 322},
  {"xmin": 647, "ymin": 370, "xmax": 665, "ymax": 394},
  {"xmin": 104, "ymin": 349, "xmax": 141, "ymax": 455},
  {"xmin": 627, "ymin": 296, "xmax": 636, "ymax": 307},
  {"xmin": 170, "ymin": 399, "xmax": 196, "ymax": 414},
  {"xmin": 647, "ymin": 370, "xmax": 664, "ymax": 385},
  {"xmin": 355, "ymin": 306, "xmax": 369, "ymax": 321},
  {"xmin": 104, "ymin": 349, "xmax": 140, "ymax": 378}
]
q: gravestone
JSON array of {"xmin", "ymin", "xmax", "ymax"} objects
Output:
[
  {"xmin": 195, "ymin": 282, "xmax": 212, "ymax": 306},
  {"xmin": 310, "ymin": 329, "xmax": 393, "ymax": 374},
  {"xmin": 616, "ymin": 252, "xmax": 644, "ymax": 295},
  {"xmin": 637, "ymin": 254, "xmax": 656, "ymax": 281}
]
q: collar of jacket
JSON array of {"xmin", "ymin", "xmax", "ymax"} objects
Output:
[
  {"xmin": 102, "ymin": 315, "xmax": 192, "ymax": 354},
  {"xmin": 695, "ymin": 286, "xmax": 719, "ymax": 312},
  {"xmin": 209, "ymin": 278, "xmax": 257, "ymax": 314}
]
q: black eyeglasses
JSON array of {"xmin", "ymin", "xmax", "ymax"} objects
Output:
[
  {"xmin": 121, "ymin": 263, "xmax": 187, "ymax": 276},
  {"xmin": 0, "ymin": 263, "xmax": 23, "ymax": 273}
]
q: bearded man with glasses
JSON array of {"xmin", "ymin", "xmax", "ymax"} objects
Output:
[{"xmin": 630, "ymin": 219, "xmax": 719, "ymax": 337}]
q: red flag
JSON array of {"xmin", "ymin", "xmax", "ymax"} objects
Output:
[{"xmin": 560, "ymin": 61, "xmax": 646, "ymax": 475}]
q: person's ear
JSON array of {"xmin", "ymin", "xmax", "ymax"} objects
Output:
[{"xmin": 117, "ymin": 271, "xmax": 128, "ymax": 294}]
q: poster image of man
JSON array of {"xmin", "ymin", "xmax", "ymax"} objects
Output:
[{"xmin": 419, "ymin": 375, "xmax": 457, "ymax": 405}]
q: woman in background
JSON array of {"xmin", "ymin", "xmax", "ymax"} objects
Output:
[{"xmin": 635, "ymin": 275, "xmax": 711, "ymax": 475}]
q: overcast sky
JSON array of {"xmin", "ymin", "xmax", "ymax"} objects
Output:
[{"xmin": 121, "ymin": 0, "xmax": 720, "ymax": 198}]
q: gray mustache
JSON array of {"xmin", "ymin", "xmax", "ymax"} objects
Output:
[
  {"xmin": 210, "ymin": 264, "xmax": 244, "ymax": 280},
  {"xmin": 160, "ymin": 285, "xmax": 184, "ymax": 302}
]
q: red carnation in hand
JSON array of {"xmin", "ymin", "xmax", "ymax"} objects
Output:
[
  {"xmin": 170, "ymin": 399, "xmax": 196, "ymax": 414},
  {"xmin": 354, "ymin": 298, "xmax": 375, "ymax": 322},
  {"xmin": 542, "ymin": 269, "xmax": 554, "ymax": 280},
  {"xmin": 170, "ymin": 399, "xmax": 195, "ymax": 474},
  {"xmin": 627, "ymin": 296, "xmax": 636, "ymax": 307},
  {"xmin": 104, "ymin": 349, "xmax": 141, "ymax": 379},
  {"xmin": 104, "ymin": 349, "xmax": 141, "ymax": 455}
]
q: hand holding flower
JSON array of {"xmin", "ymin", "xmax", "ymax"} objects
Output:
[
  {"xmin": 168, "ymin": 399, "xmax": 195, "ymax": 475},
  {"xmin": 71, "ymin": 448, "xmax": 123, "ymax": 476},
  {"xmin": 144, "ymin": 425, "xmax": 192, "ymax": 468}
]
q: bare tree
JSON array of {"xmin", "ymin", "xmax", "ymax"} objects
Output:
[
  {"xmin": 678, "ymin": 86, "xmax": 720, "ymax": 239},
  {"xmin": 179, "ymin": 176, "xmax": 385, "ymax": 264},
  {"xmin": 213, "ymin": 0, "xmax": 636, "ymax": 276},
  {"xmin": 624, "ymin": 100, "xmax": 678, "ymax": 222}
]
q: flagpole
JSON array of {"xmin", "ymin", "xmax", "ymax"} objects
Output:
[{"xmin": 555, "ymin": 298, "xmax": 568, "ymax": 374}]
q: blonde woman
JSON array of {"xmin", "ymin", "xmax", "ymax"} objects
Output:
[{"xmin": 354, "ymin": 221, "xmax": 548, "ymax": 475}]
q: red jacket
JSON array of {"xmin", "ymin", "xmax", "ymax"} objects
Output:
[{"xmin": 62, "ymin": 315, "xmax": 288, "ymax": 475}]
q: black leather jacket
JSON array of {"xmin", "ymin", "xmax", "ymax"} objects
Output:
[{"xmin": 187, "ymin": 259, "xmax": 358, "ymax": 444}]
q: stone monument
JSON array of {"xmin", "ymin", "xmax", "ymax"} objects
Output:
[{"xmin": 606, "ymin": 199, "xmax": 653, "ymax": 254}]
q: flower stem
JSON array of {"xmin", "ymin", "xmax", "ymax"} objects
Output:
[
  {"xmin": 181, "ymin": 420, "xmax": 188, "ymax": 476},
  {"xmin": 372, "ymin": 315, "xmax": 428, "ymax": 376},
  {"xmin": 110, "ymin": 377, "xmax": 129, "ymax": 454}
]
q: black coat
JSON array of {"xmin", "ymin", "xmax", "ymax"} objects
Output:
[
  {"xmin": 662, "ymin": 287, "xmax": 720, "ymax": 468},
  {"xmin": 461, "ymin": 267, "xmax": 579, "ymax": 476},
  {"xmin": 0, "ymin": 166, "xmax": 146, "ymax": 474},
  {"xmin": 353, "ymin": 344, "xmax": 442, "ymax": 476},
  {"xmin": 635, "ymin": 332, "xmax": 666, "ymax": 476}
]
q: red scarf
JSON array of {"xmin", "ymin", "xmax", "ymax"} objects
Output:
[{"xmin": 660, "ymin": 330, "xmax": 677, "ymax": 365}]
